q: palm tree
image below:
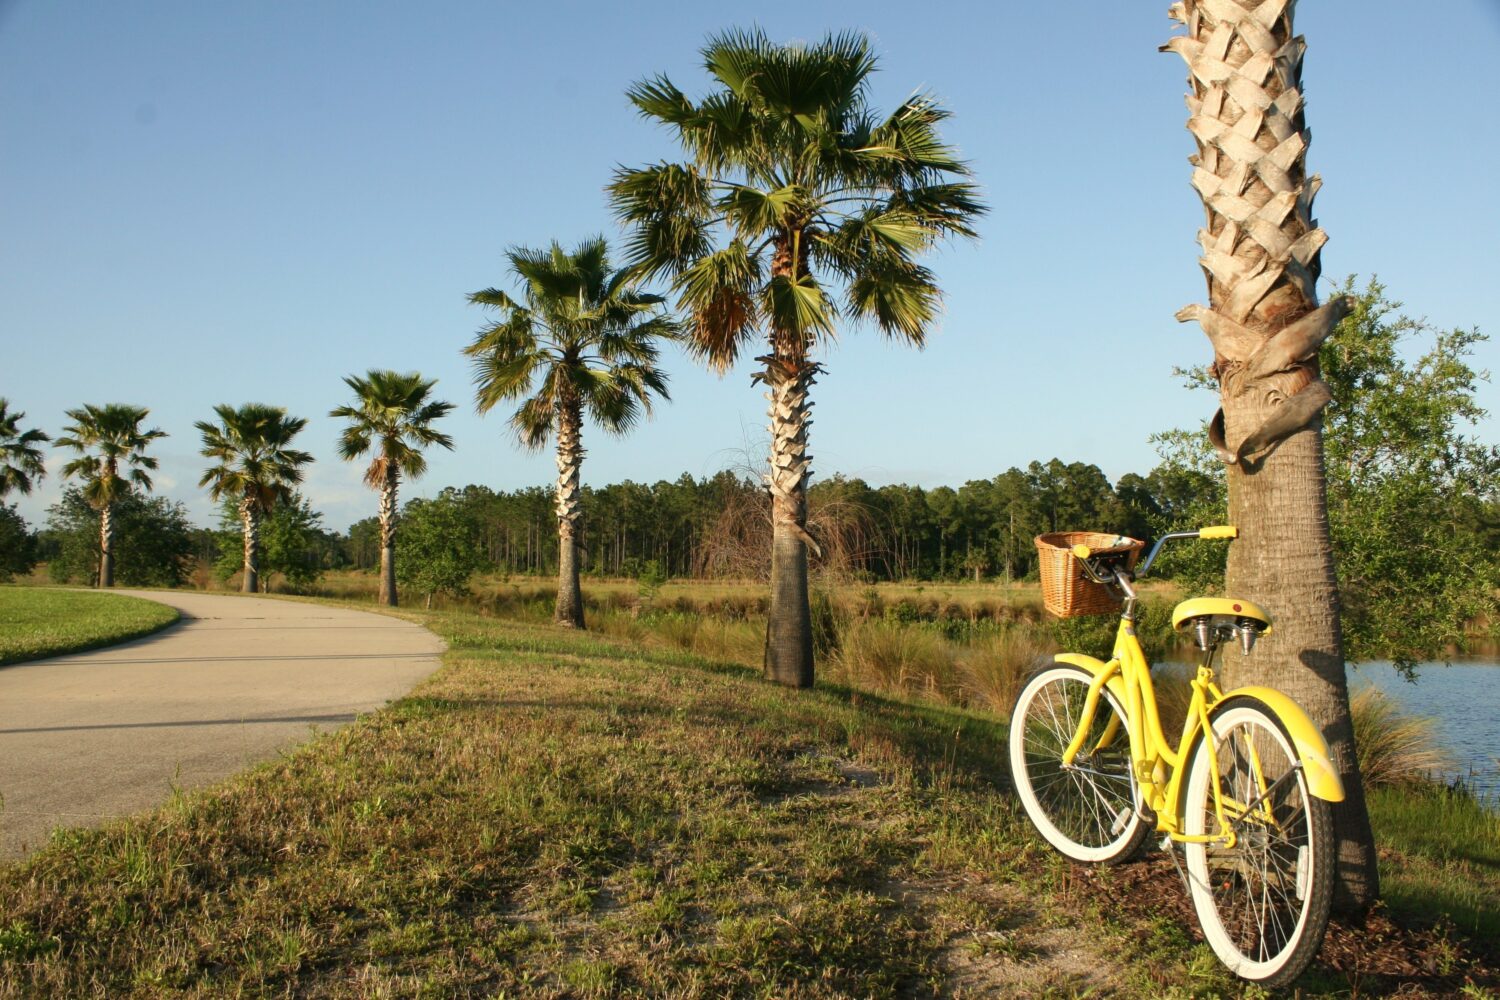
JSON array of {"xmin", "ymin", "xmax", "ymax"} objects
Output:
[
  {"xmin": 1165, "ymin": 0, "xmax": 1377, "ymax": 910},
  {"xmin": 0, "ymin": 399, "xmax": 50, "ymax": 498},
  {"xmin": 331, "ymin": 370, "xmax": 455, "ymax": 607},
  {"xmin": 196, "ymin": 404, "xmax": 314, "ymax": 594},
  {"xmin": 465, "ymin": 237, "xmax": 674, "ymax": 628},
  {"xmin": 610, "ymin": 28, "xmax": 985, "ymax": 687},
  {"xmin": 55, "ymin": 404, "xmax": 166, "ymax": 587}
]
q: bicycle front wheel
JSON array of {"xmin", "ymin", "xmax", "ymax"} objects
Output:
[
  {"xmin": 1182, "ymin": 696, "xmax": 1334, "ymax": 987},
  {"xmin": 1008, "ymin": 664, "xmax": 1149, "ymax": 864}
]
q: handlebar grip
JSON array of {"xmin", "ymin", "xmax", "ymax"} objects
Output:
[
  {"xmin": 1071, "ymin": 543, "xmax": 1093, "ymax": 560},
  {"xmin": 1198, "ymin": 526, "xmax": 1238, "ymax": 540}
]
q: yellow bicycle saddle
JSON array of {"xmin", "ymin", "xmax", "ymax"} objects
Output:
[{"xmin": 1171, "ymin": 597, "xmax": 1273, "ymax": 634}]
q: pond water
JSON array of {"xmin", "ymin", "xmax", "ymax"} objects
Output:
[
  {"xmin": 1350, "ymin": 658, "xmax": 1500, "ymax": 804},
  {"xmin": 1158, "ymin": 654, "xmax": 1500, "ymax": 804}
]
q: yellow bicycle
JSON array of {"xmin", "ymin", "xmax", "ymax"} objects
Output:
[{"xmin": 1008, "ymin": 527, "xmax": 1342, "ymax": 987}]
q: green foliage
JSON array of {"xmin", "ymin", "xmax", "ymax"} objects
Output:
[
  {"xmin": 344, "ymin": 516, "xmax": 381, "ymax": 570},
  {"xmin": 611, "ymin": 29, "xmax": 984, "ymax": 365},
  {"xmin": 1321, "ymin": 278, "xmax": 1499, "ymax": 665},
  {"xmin": 396, "ymin": 492, "xmax": 485, "ymax": 602},
  {"xmin": 1139, "ymin": 428, "xmax": 1230, "ymax": 595},
  {"xmin": 636, "ymin": 559, "xmax": 668, "ymax": 602},
  {"xmin": 464, "ymin": 237, "xmax": 675, "ymax": 447},
  {"xmin": 195, "ymin": 403, "xmax": 313, "ymax": 513},
  {"xmin": 214, "ymin": 493, "xmax": 330, "ymax": 591},
  {"xmin": 330, "ymin": 369, "xmax": 454, "ymax": 485},
  {"xmin": 43, "ymin": 487, "xmax": 194, "ymax": 587},
  {"xmin": 1151, "ymin": 278, "xmax": 1500, "ymax": 667},
  {"xmin": 0, "ymin": 503, "xmax": 38, "ymax": 581},
  {"xmin": 54, "ymin": 403, "xmax": 165, "ymax": 509},
  {"xmin": 0, "ymin": 399, "xmax": 50, "ymax": 498}
]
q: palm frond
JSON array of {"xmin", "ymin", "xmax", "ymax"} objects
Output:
[
  {"xmin": 628, "ymin": 74, "xmax": 697, "ymax": 127},
  {"xmin": 608, "ymin": 163, "xmax": 714, "ymax": 280},
  {"xmin": 0, "ymin": 399, "xmax": 51, "ymax": 497},
  {"xmin": 846, "ymin": 258, "xmax": 941, "ymax": 345},
  {"xmin": 196, "ymin": 403, "xmax": 314, "ymax": 512},
  {"xmin": 763, "ymin": 271, "xmax": 836, "ymax": 346},
  {"xmin": 55, "ymin": 402, "xmax": 165, "ymax": 504},
  {"xmin": 510, "ymin": 395, "xmax": 554, "ymax": 451},
  {"xmin": 674, "ymin": 240, "xmax": 762, "ymax": 372}
]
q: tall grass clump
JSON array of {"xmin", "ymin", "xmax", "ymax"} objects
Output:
[
  {"xmin": 953, "ymin": 625, "xmax": 1051, "ymax": 713},
  {"xmin": 830, "ymin": 619, "xmax": 958, "ymax": 703},
  {"xmin": 1350, "ymin": 684, "xmax": 1454, "ymax": 788}
]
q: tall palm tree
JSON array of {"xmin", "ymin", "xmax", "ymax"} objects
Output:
[
  {"xmin": 1165, "ymin": 0, "xmax": 1377, "ymax": 910},
  {"xmin": 610, "ymin": 28, "xmax": 985, "ymax": 687},
  {"xmin": 196, "ymin": 404, "xmax": 314, "ymax": 594},
  {"xmin": 0, "ymin": 399, "xmax": 50, "ymax": 498},
  {"xmin": 331, "ymin": 370, "xmax": 455, "ymax": 607},
  {"xmin": 465, "ymin": 237, "xmax": 674, "ymax": 628},
  {"xmin": 55, "ymin": 404, "xmax": 166, "ymax": 587}
]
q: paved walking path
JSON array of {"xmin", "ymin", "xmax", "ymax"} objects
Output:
[{"xmin": 0, "ymin": 590, "xmax": 443, "ymax": 859}]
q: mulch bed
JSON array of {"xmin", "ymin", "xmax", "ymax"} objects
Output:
[{"xmin": 1077, "ymin": 854, "xmax": 1498, "ymax": 997}]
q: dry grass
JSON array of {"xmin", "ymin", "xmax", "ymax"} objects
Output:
[
  {"xmin": 953, "ymin": 627, "xmax": 1053, "ymax": 715},
  {"xmin": 0, "ymin": 599, "xmax": 1491, "ymax": 996},
  {"xmin": 0, "ymin": 608, "xmax": 1162, "ymax": 998},
  {"xmin": 829, "ymin": 620, "xmax": 960, "ymax": 704}
]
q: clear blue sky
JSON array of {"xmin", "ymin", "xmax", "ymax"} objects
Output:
[{"xmin": 4, "ymin": 1, "xmax": 1497, "ymax": 533}]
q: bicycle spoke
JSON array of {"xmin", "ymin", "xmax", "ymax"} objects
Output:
[{"xmin": 1009, "ymin": 667, "xmax": 1146, "ymax": 863}]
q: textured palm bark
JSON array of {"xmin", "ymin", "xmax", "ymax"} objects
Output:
[
  {"xmin": 761, "ymin": 358, "xmax": 817, "ymax": 687},
  {"xmin": 553, "ymin": 398, "xmax": 585, "ymax": 629},
  {"xmin": 1167, "ymin": 0, "xmax": 1378, "ymax": 911},
  {"xmin": 379, "ymin": 467, "xmax": 400, "ymax": 607},
  {"xmin": 98, "ymin": 502, "xmax": 115, "ymax": 588},
  {"xmin": 240, "ymin": 495, "xmax": 260, "ymax": 594},
  {"xmin": 760, "ymin": 233, "xmax": 818, "ymax": 687}
]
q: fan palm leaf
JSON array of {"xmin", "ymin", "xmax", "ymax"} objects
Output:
[{"xmin": 0, "ymin": 399, "xmax": 50, "ymax": 498}]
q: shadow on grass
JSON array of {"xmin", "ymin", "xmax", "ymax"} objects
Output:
[{"xmin": 427, "ymin": 618, "xmax": 1016, "ymax": 796}]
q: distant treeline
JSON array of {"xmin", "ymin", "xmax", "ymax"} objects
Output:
[{"xmin": 343, "ymin": 457, "xmax": 1204, "ymax": 583}]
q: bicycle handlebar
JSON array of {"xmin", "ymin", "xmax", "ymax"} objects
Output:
[{"xmin": 1074, "ymin": 525, "xmax": 1238, "ymax": 585}]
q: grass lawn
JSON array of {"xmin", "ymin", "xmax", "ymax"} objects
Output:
[
  {"xmin": 0, "ymin": 603, "xmax": 1493, "ymax": 997},
  {"xmin": 0, "ymin": 587, "xmax": 179, "ymax": 666},
  {"xmin": 1369, "ymin": 783, "xmax": 1500, "ymax": 941}
]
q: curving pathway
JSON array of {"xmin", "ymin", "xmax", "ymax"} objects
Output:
[{"xmin": 0, "ymin": 590, "xmax": 443, "ymax": 859}]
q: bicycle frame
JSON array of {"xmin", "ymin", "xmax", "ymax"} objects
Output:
[{"xmin": 1056, "ymin": 615, "xmax": 1238, "ymax": 844}]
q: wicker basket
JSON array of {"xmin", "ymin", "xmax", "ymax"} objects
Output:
[{"xmin": 1035, "ymin": 532, "xmax": 1144, "ymax": 618}]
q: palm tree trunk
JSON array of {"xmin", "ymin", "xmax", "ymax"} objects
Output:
[
  {"xmin": 379, "ymin": 467, "xmax": 399, "ymax": 607},
  {"xmin": 97, "ymin": 502, "xmax": 115, "ymax": 588},
  {"xmin": 1167, "ymin": 0, "xmax": 1378, "ymax": 912},
  {"xmin": 554, "ymin": 399, "xmax": 586, "ymax": 628},
  {"xmin": 240, "ymin": 496, "xmax": 260, "ymax": 594},
  {"xmin": 762, "ymin": 356, "xmax": 817, "ymax": 688}
]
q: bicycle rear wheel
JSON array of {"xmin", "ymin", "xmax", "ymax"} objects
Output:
[
  {"xmin": 1008, "ymin": 664, "xmax": 1149, "ymax": 864},
  {"xmin": 1182, "ymin": 696, "xmax": 1334, "ymax": 987}
]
